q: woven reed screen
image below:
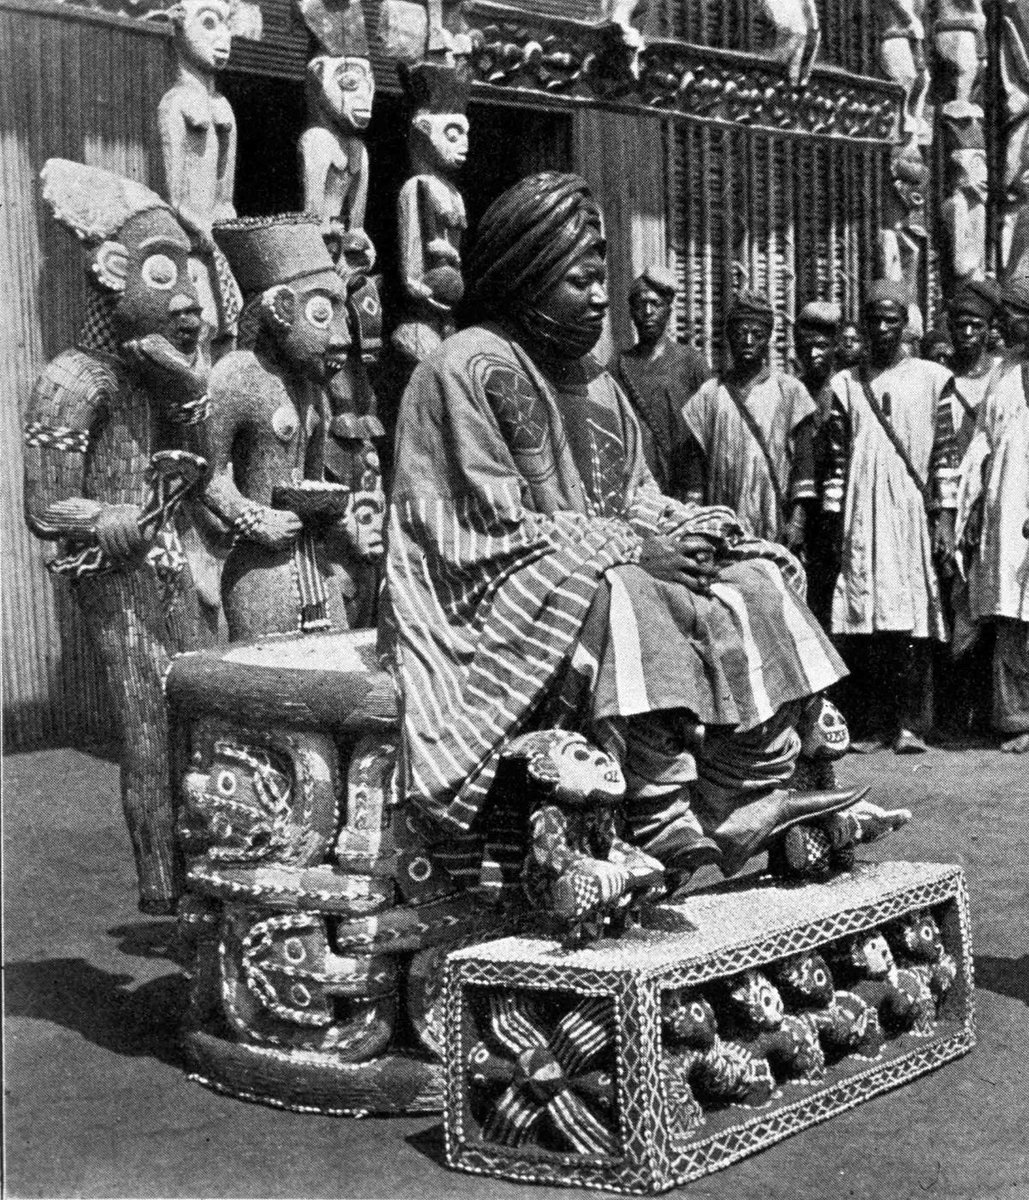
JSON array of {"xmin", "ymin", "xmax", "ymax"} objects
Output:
[
  {"xmin": 667, "ymin": 122, "xmax": 887, "ymax": 369},
  {"xmin": 0, "ymin": 2, "xmax": 170, "ymax": 751},
  {"xmin": 657, "ymin": 0, "xmax": 878, "ymax": 77}
]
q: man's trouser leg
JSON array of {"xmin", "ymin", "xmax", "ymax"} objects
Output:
[
  {"xmin": 994, "ymin": 618, "xmax": 1029, "ymax": 736},
  {"xmin": 892, "ymin": 635, "xmax": 934, "ymax": 737},
  {"xmin": 77, "ymin": 568, "xmax": 199, "ymax": 913},
  {"xmin": 621, "ymin": 712, "xmax": 720, "ymax": 874}
]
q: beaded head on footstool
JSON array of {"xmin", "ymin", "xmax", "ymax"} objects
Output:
[{"xmin": 508, "ymin": 729, "xmax": 665, "ymax": 947}]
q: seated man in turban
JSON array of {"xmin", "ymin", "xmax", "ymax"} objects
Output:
[{"xmin": 384, "ymin": 172, "xmax": 863, "ymax": 893}]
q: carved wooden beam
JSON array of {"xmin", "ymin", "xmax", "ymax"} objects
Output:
[{"xmin": 464, "ymin": 0, "xmax": 903, "ymax": 144}]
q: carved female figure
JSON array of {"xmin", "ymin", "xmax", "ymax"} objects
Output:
[
  {"xmin": 391, "ymin": 61, "xmax": 469, "ymax": 366},
  {"xmin": 203, "ymin": 214, "xmax": 382, "ymax": 641},
  {"xmin": 158, "ymin": 0, "xmax": 243, "ymax": 347},
  {"xmin": 295, "ymin": 0, "xmax": 376, "ymax": 277}
]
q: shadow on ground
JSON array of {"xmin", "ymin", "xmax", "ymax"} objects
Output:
[
  {"xmin": 5, "ymin": 957, "xmax": 186, "ymax": 1068},
  {"xmin": 974, "ymin": 954, "xmax": 1029, "ymax": 1005}
]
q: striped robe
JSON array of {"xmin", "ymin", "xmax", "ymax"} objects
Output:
[{"xmin": 384, "ymin": 324, "xmax": 846, "ymax": 834}]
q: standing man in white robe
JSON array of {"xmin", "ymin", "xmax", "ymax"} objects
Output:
[
  {"xmin": 822, "ymin": 280, "xmax": 959, "ymax": 753},
  {"xmin": 955, "ymin": 278, "xmax": 1029, "ymax": 753}
]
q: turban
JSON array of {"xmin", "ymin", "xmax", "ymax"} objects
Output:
[
  {"xmin": 725, "ymin": 290, "xmax": 774, "ymax": 327},
  {"xmin": 863, "ymin": 279, "xmax": 909, "ymax": 314},
  {"xmin": 796, "ymin": 300, "xmax": 842, "ymax": 333},
  {"xmin": 466, "ymin": 173, "xmax": 605, "ymax": 312},
  {"xmin": 629, "ymin": 264, "xmax": 677, "ymax": 300},
  {"xmin": 948, "ymin": 279, "xmax": 1000, "ymax": 321},
  {"xmin": 1001, "ymin": 274, "xmax": 1029, "ymax": 316}
]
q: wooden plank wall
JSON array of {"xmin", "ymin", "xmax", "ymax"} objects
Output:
[
  {"xmin": 573, "ymin": 109, "xmax": 669, "ymax": 364},
  {"xmin": 0, "ymin": 1, "xmax": 171, "ymax": 750}
]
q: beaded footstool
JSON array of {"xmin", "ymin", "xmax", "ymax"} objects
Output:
[{"xmin": 443, "ymin": 860, "xmax": 974, "ymax": 1194}]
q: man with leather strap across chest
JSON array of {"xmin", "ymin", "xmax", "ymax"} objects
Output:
[{"xmin": 822, "ymin": 278, "xmax": 960, "ymax": 754}]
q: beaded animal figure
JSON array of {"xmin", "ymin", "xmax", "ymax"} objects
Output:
[
  {"xmin": 885, "ymin": 910, "xmax": 959, "ymax": 1005},
  {"xmin": 713, "ymin": 969, "xmax": 825, "ymax": 1084}
]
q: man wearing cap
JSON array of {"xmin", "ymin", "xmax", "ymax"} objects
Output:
[
  {"xmin": 954, "ymin": 277, "xmax": 1029, "ymax": 753},
  {"xmin": 611, "ymin": 265, "xmax": 710, "ymax": 498},
  {"xmin": 23, "ymin": 159, "xmax": 212, "ymax": 913},
  {"xmin": 682, "ymin": 291, "xmax": 817, "ymax": 554},
  {"xmin": 945, "ymin": 279, "xmax": 1003, "ymax": 456},
  {"xmin": 202, "ymin": 212, "xmax": 383, "ymax": 640},
  {"xmin": 386, "ymin": 172, "xmax": 866, "ymax": 895},
  {"xmin": 795, "ymin": 300, "xmax": 842, "ymax": 627},
  {"xmin": 822, "ymin": 279, "xmax": 959, "ymax": 754}
]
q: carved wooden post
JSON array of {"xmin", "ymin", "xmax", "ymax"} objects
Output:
[
  {"xmin": 157, "ymin": 0, "xmax": 245, "ymax": 352},
  {"xmin": 998, "ymin": 0, "xmax": 1029, "ymax": 275},
  {"xmin": 391, "ymin": 61, "xmax": 469, "ymax": 368},
  {"xmin": 294, "ymin": 0, "xmax": 376, "ymax": 278}
]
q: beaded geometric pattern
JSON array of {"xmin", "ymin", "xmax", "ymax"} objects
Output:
[{"xmin": 444, "ymin": 861, "xmax": 974, "ymax": 1194}]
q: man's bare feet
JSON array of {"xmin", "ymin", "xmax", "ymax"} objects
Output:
[{"xmin": 1001, "ymin": 732, "xmax": 1029, "ymax": 753}]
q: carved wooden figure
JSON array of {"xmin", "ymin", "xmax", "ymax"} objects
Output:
[
  {"xmin": 295, "ymin": 0, "xmax": 376, "ymax": 277},
  {"xmin": 203, "ymin": 214, "xmax": 383, "ymax": 641},
  {"xmin": 881, "ymin": 140, "xmax": 929, "ymax": 300},
  {"xmin": 1000, "ymin": 0, "xmax": 1029, "ymax": 272},
  {"xmin": 941, "ymin": 135, "xmax": 988, "ymax": 285},
  {"xmin": 391, "ymin": 61, "xmax": 469, "ymax": 367},
  {"xmin": 157, "ymin": 0, "xmax": 244, "ymax": 348},
  {"xmin": 934, "ymin": 0, "xmax": 986, "ymax": 111},
  {"xmin": 23, "ymin": 160, "xmax": 213, "ymax": 914},
  {"xmin": 378, "ymin": 0, "xmax": 471, "ymax": 65},
  {"xmin": 757, "ymin": 0, "xmax": 821, "ymax": 87},
  {"xmin": 877, "ymin": 0, "xmax": 931, "ymax": 144}
]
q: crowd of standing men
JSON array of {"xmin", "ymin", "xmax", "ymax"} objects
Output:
[{"xmin": 612, "ymin": 266, "xmax": 1029, "ymax": 757}]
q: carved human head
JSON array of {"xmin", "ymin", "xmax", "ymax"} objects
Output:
[
  {"xmin": 467, "ymin": 173, "xmax": 609, "ymax": 360},
  {"xmin": 215, "ymin": 214, "xmax": 349, "ymax": 381},
  {"xmin": 172, "ymin": 0, "xmax": 232, "ymax": 72},
  {"xmin": 951, "ymin": 147, "xmax": 987, "ymax": 198},
  {"xmin": 400, "ymin": 61, "xmax": 470, "ymax": 173},
  {"xmin": 307, "ymin": 55, "xmax": 374, "ymax": 131},
  {"xmin": 628, "ymin": 265, "xmax": 676, "ymax": 345},
  {"xmin": 41, "ymin": 159, "xmax": 203, "ymax": 354},
  {"xmin": 505, "ymin": 729, "xmax": 625, "ymax": 809}
]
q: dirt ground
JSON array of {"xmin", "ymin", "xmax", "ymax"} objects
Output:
[{"xmin": 3, "ymin": 744, "xmax": 1027, "ymax": 1200}]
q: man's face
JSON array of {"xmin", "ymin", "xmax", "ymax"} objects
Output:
[
  {"xmin": 536, "ymin": 244, "xmax": 609, "ymax": 353},
  {"xmin": 1004, "ymin": 308, "xmax": 1029, "ymax": 350},
  {"xmin": 112, "ymin": 209, "xmax": 202, "ymax": 353},
  {"xmin": 865, "ymin": 303, "xmax": 906, "ymax": 359},
  {"xmin": 416, "ymin": 113, "xmax": 469, "ymax": 171},
  {"xmin": 628, "ymin": 284, "xmax": 671, "ymax": 344},
  {"xmin": 797, "ymin": 329, "xmax": 835, "ymax": 382},
  {"xmin": 177, "ymin": 0, "xmax": 231, "ymax": 72},
  {"xmin": 948, "ymin": 311, "xmax": 988, "ymax": 362},
  {"xmin": 276, "ymin": 269, "xmax": 349, "ymax": 382},
  {"xmin": 837, "ymin": 323, "xmax": 864, "ymax": 367},
  {"xmin": 726, "ymin": 317, "xmax": 772, "ymax": 369}
]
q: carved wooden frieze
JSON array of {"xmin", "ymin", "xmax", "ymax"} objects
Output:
[{"xmin": 465, "ymin": 4, "xmax": 901, "ymax": 144}]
